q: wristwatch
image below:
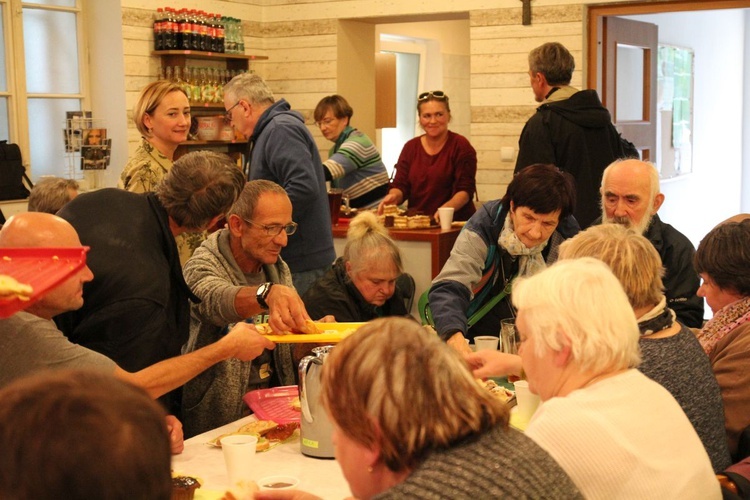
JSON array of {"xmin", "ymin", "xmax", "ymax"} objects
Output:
[{"xmin": 256, "ymin": 282, "xmax": 274, "ymax": 310}]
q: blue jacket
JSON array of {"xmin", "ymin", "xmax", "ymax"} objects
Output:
[
  {"xmin": 429, "ymin": 199, "xmax": 577, "ymax": 340},
  {"xmin": 246, "ymin": 99, "xmax": 335, "ymax": 273}
]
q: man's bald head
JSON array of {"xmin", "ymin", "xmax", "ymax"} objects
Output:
[
  {"xmin": 0, "ymin": 212, "xmax": 82, "ymax": 248},
  {"xmin": 0, "ymin": 213, "xmax": 92, "ymax": 319}
]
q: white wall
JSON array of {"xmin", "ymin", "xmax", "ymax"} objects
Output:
[
  {"xmin": 625, "ymin": 10, "xmax": 748, "ymax": 246},
  {"xmin": 376, "ymin": 20, "xmax": 471, "ymax": 138},
  {"xmin": 84, "ymin": 0, "xmax": 128, "ymax": 188}
]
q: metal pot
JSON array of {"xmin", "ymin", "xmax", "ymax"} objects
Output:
[{"xmin": 298, "ymin": 345, "xmax": 335, "ymax": 458}]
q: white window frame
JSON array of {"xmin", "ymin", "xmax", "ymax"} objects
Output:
[{"xmin": 2, "ymin": 0, "xmax": 88, "ymax": 176}]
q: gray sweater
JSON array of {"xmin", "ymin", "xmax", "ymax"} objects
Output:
[
  {"xmin": 181, "ymin": 229, "xmax": 296, "ymax": 438},
  {"xmin": 639, "ymin": 325, "xmax": 731, "ymax": 472},
  {"xmin": 375, "ymin": 424, "xmax": 582, "ymax": 499}
]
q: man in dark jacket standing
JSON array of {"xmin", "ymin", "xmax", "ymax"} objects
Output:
[
  {"xmin": 515, "ymin": 42, "xmax": 637, "ymax": 229},
  {"xmin": 223, "ymin": 73, "xmax": 335, "ymax": 295}
]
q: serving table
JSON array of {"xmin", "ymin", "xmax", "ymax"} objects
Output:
[
  {"xmin": 172, "ymin": 415, "xmax": 351, "ymax": 498},
  {"xmin": 332, "ymin": 224, "xmax": 462, "ymax": 316}
]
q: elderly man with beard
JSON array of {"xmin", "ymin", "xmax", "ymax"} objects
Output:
[{"xmin": 598, "ymin": 159, "xmax": 703, "ymax": 327}]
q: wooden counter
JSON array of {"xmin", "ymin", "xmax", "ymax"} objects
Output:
[{"xmin": 332, "ymin": 224, "xmax": 461, "ymax": 315}]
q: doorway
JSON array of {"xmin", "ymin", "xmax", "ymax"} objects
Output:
[{"xmin": 589, "ymin": 2, "xmax": 750, "ymax": 246}]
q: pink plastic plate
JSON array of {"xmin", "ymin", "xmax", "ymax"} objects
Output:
[{"xmin": 243, "ymin": 385, "xmax": 300, "ymax": 425}]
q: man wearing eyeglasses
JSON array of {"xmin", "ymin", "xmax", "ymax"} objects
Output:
[
  {"xmin": 181, "ymin": 179, "xmax": 319, "ymax": 437},
  {"xmin": 223, "ymin": 73, "xmax": 335, "ymax": 295}
]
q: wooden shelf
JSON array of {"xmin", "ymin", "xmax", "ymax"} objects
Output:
[
  {"xmin": 152, "ymin": 50, "xmax": 268, "ymax": 61},
  {"xmin": 189, "ymin": 104, "xmax": 225, "ymax": 111},
  {"xmin": 179, "ymin": 140, "xmax": 247, "ymax": 146},
  {"xmin": 154, "ymin": 50, "xmax": 266, "ymax": 73}
]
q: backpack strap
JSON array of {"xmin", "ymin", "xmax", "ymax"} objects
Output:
[{"xmin": 467, "ymin": 276, "xmax": 514, "ymax": 328}]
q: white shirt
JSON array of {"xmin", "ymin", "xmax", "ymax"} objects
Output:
[{"xmin": 526, "ymin": 369, "xmax": 720, "ymax": 500}]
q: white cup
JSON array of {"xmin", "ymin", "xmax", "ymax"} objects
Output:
[
  {"xmin": 474, "ymin": 335, "xmax": 499, "ymax": 351},
  {"xmin": 258, "ymin": 475, "xmax": 300, "ymax": 491},
  {"xmin": 222, "ymin": 434, "xmax": 258, "ymax": 486},
  {"xmin": 437, "ymin": 207, "xmax": 454, "ymax": 230},
  {"xmin": 514, "ymin": 380, "xmax": 541, "ymax": 423}
]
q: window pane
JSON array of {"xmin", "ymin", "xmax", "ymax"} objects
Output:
[
  {"xmin": 381, "ymin": 52, "xmax": 420, "ymax": 178},
  {"xmin": 616, "ymin": 44, "xmax": 645, "ymax": 122},
  {"xmin": 27, "ymin": 98, "xmax": 80, "ymax": 179},
  {"xmin": 23, "ymin": 0, "xmax": 76, "ymax": 7},
  {"xmin": 23, "ymin": 8, "xmax": 80, "ymax": 94},
  {"xmin": 0, "ymin": 6, "xmax": 6, "ymax": 92},
  {"xmin": 0, "ymin": 98, "xmax": 9, "ymax": 140}
]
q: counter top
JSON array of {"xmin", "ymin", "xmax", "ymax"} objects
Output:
[
  {"xmin": 332, "ymin": 224, "xmax": 461, "ymax": 240},
  {"xmin": 332, "ymin": 224, "xmax": 461, "ymax": 279}
]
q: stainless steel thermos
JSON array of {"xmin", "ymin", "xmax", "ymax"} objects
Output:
[{"xmin": 298, "ymin": 345, "xmax": 335, "ymax": 458}]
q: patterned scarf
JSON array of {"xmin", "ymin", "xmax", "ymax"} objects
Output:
[
  {"xmin": 637, "ymin": 296, "xmax": 675, "ymax": 336},
  {"xmin": 697, "ymin": 296, "xmax": 750, "ymax": 355},
  {"xmin": 498, "ymin": 214, "xmax": 547, "ymax": 277}
]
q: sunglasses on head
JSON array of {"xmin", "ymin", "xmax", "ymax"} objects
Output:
[{"xmin": 418, "ymin": 90, "xmax": 447, "ymax": 101}]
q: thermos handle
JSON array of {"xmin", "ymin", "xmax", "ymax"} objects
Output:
[{"xmin": 298, "ymin": 355, "xmax": 317, "ymax": 423}]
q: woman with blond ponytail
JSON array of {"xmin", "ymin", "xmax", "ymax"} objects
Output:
[{"xmin": 302, "ymin": 211, "xmax": 409, "ymax": 322}]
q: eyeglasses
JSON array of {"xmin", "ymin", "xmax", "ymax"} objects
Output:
[
  {"xmin": 224, "ymin": 101, "xmax": 242, "ymax": 123},
  {"xmin": 241, "ymin": 217, "xmax": 298, "ymax": 236},
  {"xmin": 418, "ymin": 90, "xmax": 447, "ymax": 102},
  {"xmin": 315, "ymin": 117, "xmax": 337, "ymax": 128}
]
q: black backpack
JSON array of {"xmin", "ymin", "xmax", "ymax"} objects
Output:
[{"xmin": 0, "ymin": 141, "xmax": 32, "ymax": 201}]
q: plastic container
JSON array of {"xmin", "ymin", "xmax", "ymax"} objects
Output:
[
  {"xmin": 195, "ymin": 116, "xmax": 222, "ymax": 140},
  {"xmin": 243, "ymin": 385, "xmax": 301, "ymax": 425},
  {"xmin": 0, "ymin": 247, "xmax": 89, "ymax": 318}
]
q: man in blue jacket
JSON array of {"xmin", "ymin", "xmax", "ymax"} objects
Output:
[{"xmin": 223, "ymin": 73, "xmax": 335, "ymax": 294}]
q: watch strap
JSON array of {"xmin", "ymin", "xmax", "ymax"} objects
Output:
[{"xmin": 256, "ymin": 282, "xmax": 273, "ymax": 310}]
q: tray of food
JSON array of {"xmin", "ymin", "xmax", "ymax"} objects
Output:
[
  {"xmin": 243, "ymin": 385, "xmax": 300, "ymax": 425},
  {"xmin": 0, "ymin": 247, "xmax": 89, "ymax": 318},
  {"xmin": 255, "ymin": 321, "xmax": 366, "ymax": 343}
]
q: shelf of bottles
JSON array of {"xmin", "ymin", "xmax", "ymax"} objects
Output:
[
  {"xmin": 159, "ymin": 65, "xmax": 250, "ymax": 109},
  {"xmin": 154, "ymin": 7, "xmax": 247, "ymax": 55}
]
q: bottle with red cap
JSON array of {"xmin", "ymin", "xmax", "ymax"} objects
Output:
[{"xmin": 153, "ymin": 7, "xmax": 165, "ymax": 51}]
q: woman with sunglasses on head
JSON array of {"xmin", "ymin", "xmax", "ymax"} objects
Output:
[
  {"xmin": 378, "ymin": 90, "xmax": 477, "ymax": 222},
  {"xmin": 118, "ymin": 80, "xmax": 201, "ymax": 265},
  {"xmin": 314, "ymin": 95, "xmax": 390, "ymax": 209}
]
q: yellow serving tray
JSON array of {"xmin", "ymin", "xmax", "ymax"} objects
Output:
[{"xmin": 259, "ymin": 322, "xmax": 366, "ymax": 343}]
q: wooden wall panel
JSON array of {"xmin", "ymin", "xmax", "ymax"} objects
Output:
[{"xmin": 119, "ymin": 1, "xmax": 606, "ymax": 199}]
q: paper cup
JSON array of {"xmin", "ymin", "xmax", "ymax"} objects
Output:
[
  {"xmin": 474, "ymin": 335, "xmax": 499, "ymax": 351},
  {"xmin": 437, "ymin": 207, "xmax": 455, "ymax": 230},
  {"xmin": 259, "ymin": 475, "xmax": 300, "ymax": 491},
  {"xmin": 221, "ymin": 434, "xmax": 258, "ymax": 486},
  {"xmin": 514, "ymin": 380, "xmax": 541, "ymax": 422}
]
